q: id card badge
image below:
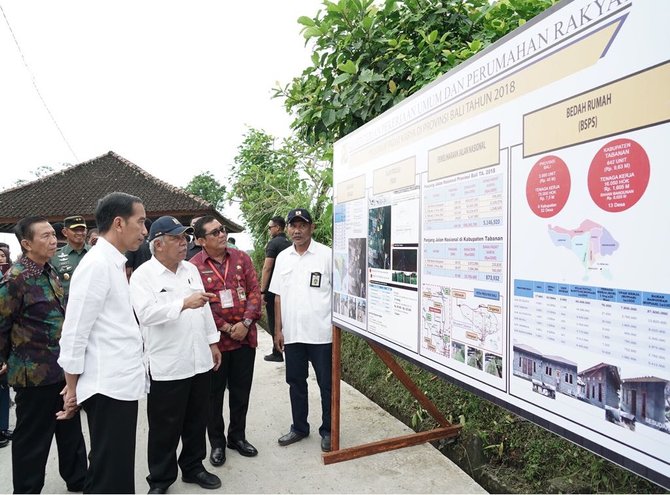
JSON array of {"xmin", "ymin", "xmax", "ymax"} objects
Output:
[
  {"xmin": 236, "ymin": 286, "xmax": 247, "ymax": 301},
  {"xmin": 220, "ymin": 289, "xmax": 234, "ymax": 308},
  {"xmin": 310, "ymin": 272, "xmax": 322, "ymax": 288}
]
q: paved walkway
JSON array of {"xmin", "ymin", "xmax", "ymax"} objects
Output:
[{"xmin": 0, "ymin": 330, "xmax": 486, "ymax": 493}]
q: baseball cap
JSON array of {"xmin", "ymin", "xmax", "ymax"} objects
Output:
[
  {"xmin": 149, "ymin": 216, "xmax": 193, "ymax": 241},
  {"xmin": 64, "ymin": 215, "xmax": 87, "ymax": 229},
  {"xmin": 286, "ymin": 208, "xmax": 313, "ymax": 224}
]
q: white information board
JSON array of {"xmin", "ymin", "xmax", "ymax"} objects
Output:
[{"xmin": 332, "ymin": 0, "xmax": 670, "ymax": 487}]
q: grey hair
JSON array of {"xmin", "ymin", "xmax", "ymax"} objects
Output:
[{"xmin": 149, "ymin": 237, "xmax": 161, "ymax": 255}]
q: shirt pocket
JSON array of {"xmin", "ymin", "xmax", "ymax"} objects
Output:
[{"xmin": 278, "ymin": 266, "xmax": 296, "ymax": 290}]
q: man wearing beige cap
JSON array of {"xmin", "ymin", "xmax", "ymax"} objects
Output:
[{"xmin": 51, "ymin": 215, "xmax": 92, "ymax": 300}]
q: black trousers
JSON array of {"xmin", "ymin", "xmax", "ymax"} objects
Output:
[
  {"xmin": 147, "ymin": 372, "xmax": 210, "ymax": 490},
  {"xmin": 284, "ymin": 343, "xmax": 332, "ymax": 438},
  {"xmin": 264, "ymin": 292, "xmax": 281, "ymax": 356},
  {"xmin": 82, "ymin": 394, "xmax": 138, "ymax": 494},
  {"xmin": 12, "ymin": 381, "xmax": 87, "ymax": 494},
  {"xmin": 207, "ymin": 345, "xmax": 255, "ymax": 448}
]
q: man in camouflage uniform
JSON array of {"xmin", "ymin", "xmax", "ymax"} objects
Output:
[
  {"xmin": 51, "ymin": 215, "xmax": 92, "ymax": 300},
  {"xmin": 0, "ymin": 216, "xmax": 87, "ymax": 493}
]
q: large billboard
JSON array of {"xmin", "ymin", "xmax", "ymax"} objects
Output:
[{"xmin": 332, "ymin": 0, "xmax": 669, "ymax": 487}]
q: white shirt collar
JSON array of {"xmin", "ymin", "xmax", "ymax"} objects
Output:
[
  {"xmin": 290, "ymin": 238, "xmax": 316, "ymax": 256},
  {"xmin": 96, "ymin": 236, "xmax": 131, "ymax": 268},
  {"xmin": 145, "ymin": 256, "xmax": 189, "ymax": 277}
]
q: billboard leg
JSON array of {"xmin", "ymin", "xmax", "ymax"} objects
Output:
[{"xmin": 323, "ymin": 334, "xmax": 460, "ymax": 464}]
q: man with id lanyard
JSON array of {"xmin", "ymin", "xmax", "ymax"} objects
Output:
[
  {"xmin": 270, "ymin": 208, "xmax": 333, "ymax": 453},
  {"xmin": 189, "ymin": 216, "xmax": 261, "ymax": 467}
]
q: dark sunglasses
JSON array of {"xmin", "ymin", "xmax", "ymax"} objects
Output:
[{"xmin": 205, "ymin": 226, "xmax": 227, "ymax": 237}]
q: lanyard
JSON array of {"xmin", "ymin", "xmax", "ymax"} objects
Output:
[{"xmin": 207, "ymin": 258, "xmax": 229, "ymax": 289}]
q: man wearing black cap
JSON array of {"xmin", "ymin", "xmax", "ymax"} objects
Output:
[
  {"xmin": 269, "ymin": 208, "xmax": 333, "ymax": 452},
  {"xmin": 51, "ymin": 215, "xmax": 91, "ymax": 300},
  {"xmin": 130, "ymin": 216, "xmax": 222, "ymax": 493}
]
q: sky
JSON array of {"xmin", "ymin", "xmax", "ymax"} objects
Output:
[{"xmin": 0, "ymin": 0, "xmax": 322, "ymax": 252}]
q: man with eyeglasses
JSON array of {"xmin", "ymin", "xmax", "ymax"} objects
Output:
[
  {"xmin": 189, "ymin": 216, "xmax": 261, "ymax": 467},
  {"xmin": 129, "ymin": 216, "xmax": 223, "ymax": 493},
  {"xmin": 186, "ymin": 217, "xmax": 237, "ymax": 261},
  {"xmin": 260, "ymin": 216, "xmax": 292, "ymax": 362},
  {"xmin": 51, "ymin": 215, "xmax": 92, "ymax": 300}
]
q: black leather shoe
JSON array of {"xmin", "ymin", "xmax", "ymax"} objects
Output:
[
  {"xmin": 321, "ymin": 434, "xmax": 332, "ymax": 452},
  {"xmin": 0, "ymin": 438, "xmax": 8, "ymax": 449},
  {"xmin": 278, "ymin": 430, "xmax": 307, "ymax": 446},
  {"xmin": 0, "ymin": 429, "xmax": 13, "ymax": 441},
  {"xmin": 209, "ymin": 447, "xmax": 226, "ymax": 467},
  {"xmin": 182, "ymin": 470, "xmax": 221, "ymax": 490},
  {"xmin": 66, "ymin": 483, "xmax": 84, "ymax": 493},
  {"xmin": 264, "ymin": 353, "xmax": 284, "ymax": 362},
  {"xmin": 147, "ymin": 487, "xmax": 166, "ymax": 494},
  {"xmin": 227, "ymin": 439, "xmax": 258, "ymax": 457}
]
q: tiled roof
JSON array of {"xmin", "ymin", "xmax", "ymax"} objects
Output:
[
  {"xmin": 0, "ymin": 151, "xmax": 243, "ymax": 233},
  {"xmin": 513, "ymin": 343, "xmax": 542, "ymax": 356},
  {"xmin": 578, "ymin": 362, "xmax": 621, "ymax": 386},
  {"xmin": 622, "ymin": 376, "xmax": 667, "ymax": 384}
]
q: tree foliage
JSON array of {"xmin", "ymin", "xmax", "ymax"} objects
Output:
[
  {"xmin": 230, "ymin": 0, "xmax": 555, "ymax": 257},
  {"xmin": 275, "ymin": 0, "xmax": 556, "ymax": 145},
  {"xmin": 227, "ymin": 128, "xmax": 333, "ymax": 266},
  {"xmin": 184, "ymin": 171, "xmax": 227, "ymax": 211},
  {"xmin": 10, "ymin": 164, "xmax": 62, "ymax": 189}
]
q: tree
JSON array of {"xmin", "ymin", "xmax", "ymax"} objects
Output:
[
  {"xmin": 231, "ymin": 0, "xmax": 554, "ymax": 256},
  {"xmin": 275, "ymin": 0, "xmax": 556, "ymax": 145},
  {"xmin": 184, "ymin": 171, "xmax": 227, "ymax": 211},
  {"xmin": 228, "ymin": 128, "xmax": 332, "ymax": 267},
  {"xmin": 10, "ymin": 164, "xmax": 64, "ymax": 189}
]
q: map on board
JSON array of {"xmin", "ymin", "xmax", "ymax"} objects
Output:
[
  {"xmin": 548, "ymin": 220, "xmax": 619, "ymax": 280},
  {"xmin": 422, "ymin": 284, "xmax": 503, "ymax": 356}
]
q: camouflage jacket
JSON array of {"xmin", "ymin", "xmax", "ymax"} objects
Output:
[{"xmin": 0, "ymin": 255, "xmax": 66, "ymax": 388}]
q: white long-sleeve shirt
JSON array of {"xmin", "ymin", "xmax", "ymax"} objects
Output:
[
  {"xmin": 58, "ymin": 237, "xmax": 147, "ymax": 403},
  {"xmin": 129, "ymin": 257, "xmax": 219, "ymax": 381}
]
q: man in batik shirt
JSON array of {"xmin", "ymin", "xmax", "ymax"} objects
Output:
[
  {"xmin": 0, "ymin": 216, "xmax": 86, "ymax": 493},
  {"xmin": 189, "ymin": 216, "xmax": 261, "ymax": 467}
]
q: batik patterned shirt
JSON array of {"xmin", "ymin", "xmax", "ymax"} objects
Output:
[
  {"xmin": 189, "ymin": 248, "xmax": 261, "ymax": 352},
  {"xmin": 0, "ymin": 255, "xmax": 66, "ymax": 388}
]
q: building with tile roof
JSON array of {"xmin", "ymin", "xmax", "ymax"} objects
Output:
[{"xmin": 0, "ymin": 151, "xmax": 243, "ymax": 233}]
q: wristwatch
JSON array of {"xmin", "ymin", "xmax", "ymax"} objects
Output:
[{"xmin": 243, "ymin": 318, "xmax": 253, "ymax": 328}]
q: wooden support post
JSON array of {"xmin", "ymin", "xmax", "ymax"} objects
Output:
[
  {"xmin": 369, "ymin": 342, "xmax": 451, "ymax": 427},
  {"xmin": 323, "ymin": 331, "xmax": 461, "ymax": 465},
  {"xmin": 323, "ymin": 425, "xmax": 461, "ymax": 465},
  {"xmin": 331, "ymin": 325, "xmax": 341, "ymax": 452}
]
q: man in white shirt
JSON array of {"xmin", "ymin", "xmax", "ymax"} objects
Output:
[
  {"xmin": 130, "ymin": 216, "xmax": 222, "ymax": 494},
  {"xmin": 58, "ymin": 192, "xmax": 148, "ymax": 494},
  {"xmin": 269, "ymin": 208, "xmax": 333, "ymax": 453}
]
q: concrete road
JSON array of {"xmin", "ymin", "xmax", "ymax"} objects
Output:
[{"xmin": 0, "ymin": 329, "xmax": 485, "ymax": 494}]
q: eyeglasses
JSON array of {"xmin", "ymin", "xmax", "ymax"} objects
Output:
[{"xmin": 204, "ymin": 226, "xmax": 227, "ymax": 237}]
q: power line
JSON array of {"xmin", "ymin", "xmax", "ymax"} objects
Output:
[{"xmin": 0, "ymin": 3, "xmax": 78, "ymax": 161}]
